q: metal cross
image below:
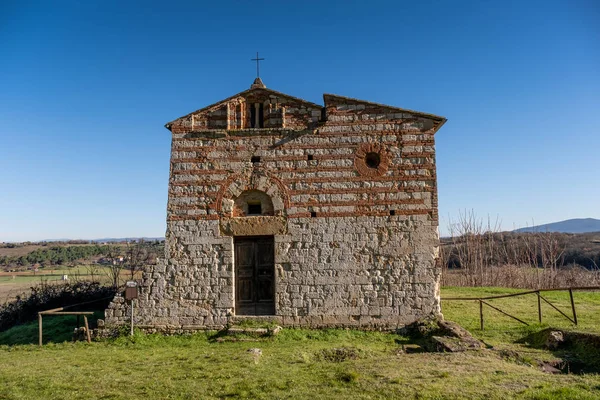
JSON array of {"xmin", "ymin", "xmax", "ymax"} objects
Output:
[{"xmin": 251, "ymin": 52, "xmax": 265, "ymax": 78}]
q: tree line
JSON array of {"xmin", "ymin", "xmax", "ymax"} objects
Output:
[
  {"xmin": 0, "ymin": 245, "xmax": 111, "ymax": 267},
  {"xmin": 0, "ymin": 241, "xmax": 164, "ymax": 270}
]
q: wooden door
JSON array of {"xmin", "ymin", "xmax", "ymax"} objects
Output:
[{"xmin": 234, "ymin": 236, "xmax": 275, "ymax": 315}]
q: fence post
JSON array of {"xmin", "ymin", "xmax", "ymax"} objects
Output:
[
  {"xmin": 83, "ymin": 316, "xmax": 91, "ymax": 343},
  {"xmin": 569, "ymin": 289, "xmax": 578, "ymax": 325},
  {"xmin": 537, "ymin": 291, "xmax": 542, "ymax": 324},
  {"xmin": 479, "ymin": 300, "xmax": 484, "ymax": 330},
  {"xmin": 38, "ymin": 313, "xmax": 43, "ymax": 346}
]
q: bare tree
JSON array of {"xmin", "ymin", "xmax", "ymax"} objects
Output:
[
  {"xmin": 123, "ymin": 240, "xmax": 155, "ymax": 280},
  {"xmin": 104, "ymin": 245, "xmax": 124, "ymax": 288},
  {"xmin": 446, "ymin": 210, "xmax": 502, "ymax": 286},
  {"xmin": 441, "ymin": 212, "xmax": 598, "ymax": 288},
  {"xmin": 85, "ymin": 260, "xmax": 101, "ymax": 283}
]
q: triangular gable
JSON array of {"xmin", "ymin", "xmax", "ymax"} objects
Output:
[{"xmin": 165, "ymin": 87, "xmax": 323, "ymax": 131}]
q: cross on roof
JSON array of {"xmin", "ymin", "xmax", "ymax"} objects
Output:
[{"xmin": 251, "ymin": 52, "xmax": 265, "ymax": 78}]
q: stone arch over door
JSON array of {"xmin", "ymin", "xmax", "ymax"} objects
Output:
[{"xmin": 216, "ymin": 168, "xmax": 290, "ymax": 218}]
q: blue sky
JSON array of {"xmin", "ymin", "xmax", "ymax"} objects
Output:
[{"xmin": 1, "ymin": 0, "xmax": 598, "ymax": 241}]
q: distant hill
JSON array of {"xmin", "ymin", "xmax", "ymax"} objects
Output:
[
  {"xmin": 39, "ymin": 237, "xmax": 165, "ymax": 243},
  {"xmin": 90, "ymin": 237, "xmax": 165, "ymax": 243},
  {"xmin": 513, "ymin": 218, "xmax": 600, "ymax": 234}
]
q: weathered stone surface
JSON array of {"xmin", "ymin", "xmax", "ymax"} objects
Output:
[
  {"xmin": 545, "ymin": 330, "xmax": 565, "ymax": 350},
  {"xmin": 430, "ymin": 335, "xmax": 481, "ymax": 352},
  {"xmin": 247, "ymin": 348, "xmax": 262, "ymax": 355},
  {"xmin": 247, "ymin": 348, "xmax": 262, "ymax": 363},
  {"xmin": 220, "ymin": 216, "xmax": 287, "ymax": 236},
  {"xmin": 104, "ymin": 81, "xmax": 446, "ymax": 330},
  {"xmin": 431, "ymin": 320, "xmax": 486, "ymax": 352}
]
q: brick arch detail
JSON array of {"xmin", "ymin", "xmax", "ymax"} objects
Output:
[{"xmin": 215, "ymin": 168, "xmax": 290, "ymax": 216}]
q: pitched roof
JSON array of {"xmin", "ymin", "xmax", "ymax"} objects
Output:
[
  {"xmin": 164, "ymin": 82, "xmax": 447, "ymax": 133},
  {"xmin": 323, "ymin": 93, "xmax": 447, "ymax": 122},
  {"xmin": 165, "ymin": 82, "xmax": 323, "ymax": 130}
]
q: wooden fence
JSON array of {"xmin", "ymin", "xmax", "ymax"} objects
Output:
[
  {"xmin": 37, "ymin": 296, "xmax": 113, "ymax": 345},
  {"xmin": 442, "ymin": 286, "xmax": 600, "ymax": 330}
]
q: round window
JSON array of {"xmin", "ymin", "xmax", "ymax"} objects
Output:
[
  {"xmin": 365, "ymin": 152, "xmax": 381, "ymax": 169},
  {"xmin": 354, "ymin": 143, "xmax": 389, "ymax": 177}
]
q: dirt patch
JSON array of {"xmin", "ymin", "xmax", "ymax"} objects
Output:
[
  {"xmin": 539, "ymin": 359, "xmax": 589, "ymax": 374},
  {"xmin": 318, "ymin": 347, "xmax": 362, "ymax": 362}
]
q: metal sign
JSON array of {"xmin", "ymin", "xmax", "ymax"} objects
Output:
[{"xmin": 125, "ymin": 281, "xmax": 138, "ymax": 300}]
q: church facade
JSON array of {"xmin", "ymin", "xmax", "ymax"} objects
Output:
[{"xmin": 105, "ymin": 78, "xmax": 446, "ymax": 330}]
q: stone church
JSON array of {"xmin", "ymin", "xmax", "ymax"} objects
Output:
[{"xmin": 105, "ymin": 78, "xmax": 446, "ymax": 330}]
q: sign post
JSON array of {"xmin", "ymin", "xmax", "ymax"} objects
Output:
[
  {"xmin": 131, "ymin": 299, "xmax": 134, "ymax": 336},
  {"xmin": 125, "ymin": 281, "xmax": 139, "ymax": 336}
]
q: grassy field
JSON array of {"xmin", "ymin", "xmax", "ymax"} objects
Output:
[
  {"xmin": 0, "ymin": 274, "xmax": 66, "ymax": 303},
  {"xmin": 0, "ymin": 288, "xmax": 599, "ymax": 399},
  {"xmin": 0, "ymin": 266, "xmax": 130, "ymax": 303}
]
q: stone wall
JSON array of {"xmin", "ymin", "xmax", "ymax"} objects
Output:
[{"xmin": 105, "ymin": 87, "xmax": 446, "ymax": 330}]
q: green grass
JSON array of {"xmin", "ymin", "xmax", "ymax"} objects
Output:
[
  {"xmin": 1, "ymin": 329, "xmax": 600, "ymax": 399},
  {"xmin": 0, "ymin": 265, "xmax": 114, "ymax": 280},
  {"xmin": 0, "ymin": 288, "xmax": 599, "ymax": 399}
]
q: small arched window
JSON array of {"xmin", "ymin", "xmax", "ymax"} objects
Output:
[
  {"xmin": 249, "ymin": 103, "xmax": 264, "ymax": 128},
  {"xmin": 233, "ymin": 190, "xmax": 274, "ymax": 217}
]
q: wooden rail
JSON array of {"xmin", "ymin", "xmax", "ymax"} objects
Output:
[
  {"xmin": 441, "ymin": 286, "xmax": 600, "ymax": 330},
  {"xmin": 37, "ymin": 296, "xmax": 113, "ymax": 346}
]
